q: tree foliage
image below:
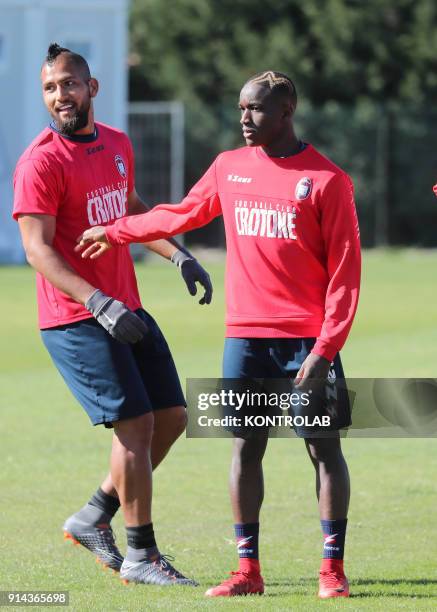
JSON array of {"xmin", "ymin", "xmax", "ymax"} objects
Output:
[
  {"xmin": 129, "ymin": 0, "xmax": 437, "ymax": 246},
  {"xmin": 130, "ymin": 0, "xmax": 437, "ymax": 107}
]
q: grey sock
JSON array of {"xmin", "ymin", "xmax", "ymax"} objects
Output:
[
  {"xmin": 125, "ymin": 545, "xmax": 159, "ymax": 563},
  {"xmin": 89, "ymin": 487, "xmax": 120, "ymax": 518},
  {"xmin": 74, "ymin": 503, "xmax": 113, "ymax": 526}
]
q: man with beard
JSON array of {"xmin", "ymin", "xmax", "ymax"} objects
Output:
[
  {"xmin": 77, "ymin": 71, "xmax": 361, "ymax": 599},
  {"xmin": 12, "ymin": 43, "xmax": 211, "ymax": 586}
]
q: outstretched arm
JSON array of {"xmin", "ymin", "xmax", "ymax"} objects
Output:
[
  {"xmin": 77, "ymin": 158, "xmax": 221, "ymax": 252},
  {"xmin": 127, "ymin": 187, "xmax": 189, "ymax": 259},
  {"xmin": 77, "ymin": 159, "xmax": 222, "ymax": 302},
  {"xmin": 126, "ymin": 188, "xmax": 213, "ymax": 304}
]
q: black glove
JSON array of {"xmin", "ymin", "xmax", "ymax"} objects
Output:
[
  {"xmin": 85, "ymin": 289, "xmax": 148, "ymax": 344},
  {"xmin": 171, "ymin": 250, "xmax": 213, "ymax": 305}
]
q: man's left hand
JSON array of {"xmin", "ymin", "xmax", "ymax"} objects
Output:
[
  {"xmin": 76, "ymin": 226, "xmax": 111, "ymax": 259},
  {"xmin": 294, "ymin": 352, "xmax": 331, "ymax": 390},
  {"xmin": 171, "ymin": 250, "xmax": 213, "ymax": 305}
]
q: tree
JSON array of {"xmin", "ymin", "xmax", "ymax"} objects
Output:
[
  {"xmin": 129, "ymin": 0, "xmax": 437, "ymax": 246},
  {"xmin": 130, "ymin": 0, "xmax": 437, "ymax": 106}
]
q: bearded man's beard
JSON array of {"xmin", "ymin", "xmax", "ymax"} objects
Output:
[{"xmin": 54, "ymin": 102, "xmax": 90, "ymax": 136}]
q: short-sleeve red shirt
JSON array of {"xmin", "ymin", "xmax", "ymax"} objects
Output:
[{"xmin": 13, "ymin": 122, "xmax": 142, "ymax": 329}]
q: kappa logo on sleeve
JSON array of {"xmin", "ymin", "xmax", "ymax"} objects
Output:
[
  {"xmin": 115, "ymin": 155, "xmax": 127, "ymax": 179},
  {"xmin": 295, "ymin": 177, "xmax": 312, "ymax": 200}
]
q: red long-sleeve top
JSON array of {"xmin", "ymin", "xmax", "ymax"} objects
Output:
[{"xmin": 106, "ymin": 145, "xmax": 361, "ymax": 361}]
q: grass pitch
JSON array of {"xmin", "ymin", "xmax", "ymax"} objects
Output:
[{"xmin": 1, "ymin": 249, "xmax": 437, "ymax": 611}]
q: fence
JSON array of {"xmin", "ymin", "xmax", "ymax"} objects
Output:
[{"xmin": 128, "ymin": 101, "xmax": 185, "ymax": 205}]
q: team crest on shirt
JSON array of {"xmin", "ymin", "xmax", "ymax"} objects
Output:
[
  {"xmin": 115, "ymin": 154, "xmax": 127, "ymax": 179},
  {"xmin": 295, "ymin": 177, "xmax": 312, "ymax": 200}
]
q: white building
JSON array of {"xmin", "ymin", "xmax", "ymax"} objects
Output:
[{"xmin": 0, "ymin": 0, "xmax": 130, "ymax": 262}]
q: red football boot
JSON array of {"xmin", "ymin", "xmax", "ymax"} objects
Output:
[
  {"xmin": 318, "ymin": 559, "xmax": 349, "ymax": 598},
  {"xmin": 205, "ymin": 570, "xmax": 264, "ymax": 597}
]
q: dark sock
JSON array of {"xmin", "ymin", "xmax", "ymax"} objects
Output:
[
  {"xmin": 321, "ymin": 519, "xmax": 347, "ymax": 559},
  {"xmin": 89, "ymin": 487, "xmax": 120, "ymax": 518},
  {"xmin": 73, "ymin": 488, "xmax": 119, "ymax": 526},
  {"xmin": 125, "ymin": 523, "xmax": 158, "ymax": 563},
  {"xmin": 234, "ymin": 523, "xmax": 259, "ymax": 560}
]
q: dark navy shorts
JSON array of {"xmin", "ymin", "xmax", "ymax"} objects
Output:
[
  {"xmin": 222, "ymin": 337, "xmax": 350, "ymax": 438},
  {"xmin": 41, "ymin": 309, "xmax": 186, "ymax": 427}
]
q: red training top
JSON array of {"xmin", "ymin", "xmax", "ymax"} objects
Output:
[
  {"xmin": 13, "ymin": 122, "xmax": 142, "ymax": 329},
  {"xmin": 106, "ymin": 145, "xmax": 361, "ymax": 361}
]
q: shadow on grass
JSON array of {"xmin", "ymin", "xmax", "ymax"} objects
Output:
[
  {"xmin": 350, "ymin": 593, "xmax": 436, "ymax": 599},
  {"xmin": 264, "ymin": 577, "xmax": 437, "ymax": 599},
  {"xmin": 353, "ymin": 579, "xmax": 437, "ymax": 586},
  {"xmin": 268, "ymin": 577, "xmax": 437, "ymax": 586},
  {"xmin": 350, "ymin": 578, "xmax": 437, "ymax": 599}
]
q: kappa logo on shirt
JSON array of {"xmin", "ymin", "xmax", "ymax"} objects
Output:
[
  {"xmin": 295, "ymin": 177, "xmax": 312, "ymax": 200},
  {"xmin": 115, "ymin": 154, "xmax": 127, "ymax": 179}
]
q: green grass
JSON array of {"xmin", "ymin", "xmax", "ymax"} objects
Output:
[{"xmin": 1, "ymin": 249, "xmax": 437, "ymax": 611}]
